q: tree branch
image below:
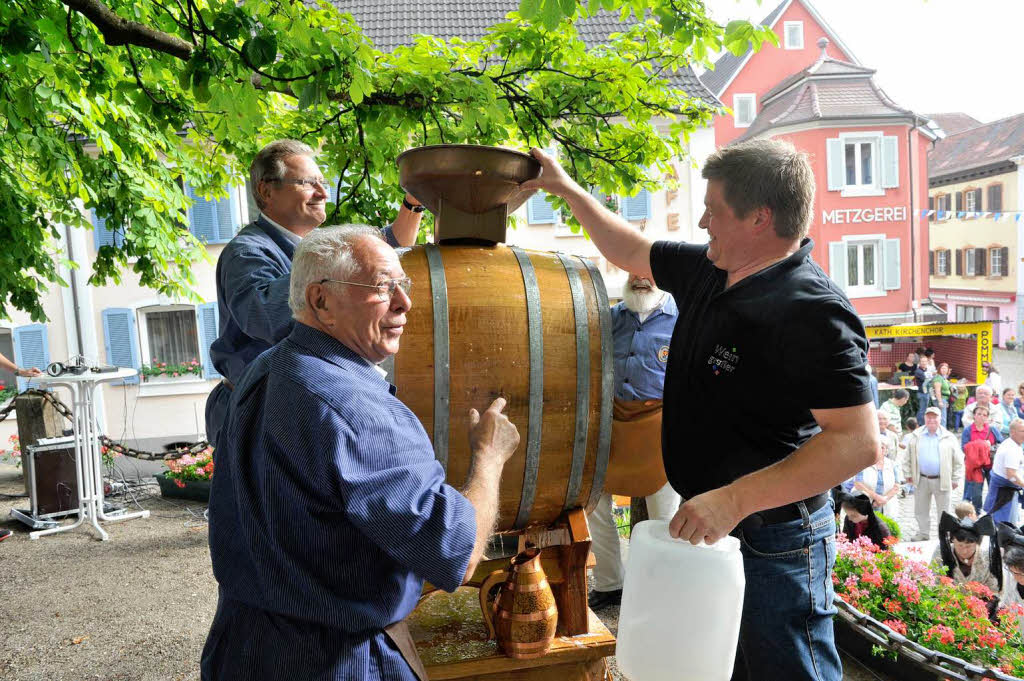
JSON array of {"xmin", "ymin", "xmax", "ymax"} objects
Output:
[{"xmin": 62, "ymin": 0, "xmax": 194, "ymax": 60}]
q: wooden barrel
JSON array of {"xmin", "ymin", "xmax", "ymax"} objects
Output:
[{"xmin": 389, "ymin": 243, "xmax": 612, "ymax": 531}]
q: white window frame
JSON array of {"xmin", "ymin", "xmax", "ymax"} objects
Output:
[
  {"xmin": 784, "ymin": 21, "xmax": 804, "ymax": 49},
  {"xmin": 935, "ymin": 194, "xmax": 951, "ymax": 218},
  {"xmin": 733, "ymin": 93, "xmax": 756, "ymax": 128},
  {"xmin": 965, "ymin": 189, "xmax": 977, "ymax": 213},
  {"xmin": 135, "ymin": 303, "xmax": 209, "ymax": 396},
  {"xmin": 936, "ymin": 249, "xmax": 949, "ymax": 276},
  {"xmin": 965, "ymin": 248, "xmax": 977, "ymax": 277},
  {"xmin": 838, "ymin": 131, "xmax": 884, "ymax": 198},
  {"xmin": 990, "ymin": 247, "xmax": 1002, "ymax": 277},
  {"xmin": 554, "ymin": 221, "xmax": 580, "ymax": 238},
  {"xmin": 842, "ymin": 235, "xmax": 886, "ymax": 298},
  {"xmin": 957, "ymin": 305, "xmax": 984, "ymax": 322}
]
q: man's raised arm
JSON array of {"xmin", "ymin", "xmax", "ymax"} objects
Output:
[{"xmin": 520, "ymin": 148, "xmax": 653, "ymax": 280}]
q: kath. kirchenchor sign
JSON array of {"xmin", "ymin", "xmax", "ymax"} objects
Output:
[
  {"xmin": 865, "ymin": 321, "xmax": 992, "ymax": 383},
  {"xmin": 822, "ymin": 207, "xmax": 908, "ymax": 224}
]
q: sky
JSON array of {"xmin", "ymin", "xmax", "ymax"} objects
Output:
[{"xmin": 703, "ymin": 0, "xmax": 1024, "ymax": 125}]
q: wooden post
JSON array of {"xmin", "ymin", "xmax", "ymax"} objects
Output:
[
  {"xmin": 553, "ymin": 507, "xmax": 591, "ymax": 636},
  {"xmin": 14, "ymin": 393, "xmax": 65, "ymax": 496},
  {"xmin": 630, "ymin": 496, "xmax": 649, "ymax": 536}
]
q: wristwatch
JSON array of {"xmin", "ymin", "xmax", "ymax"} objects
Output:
[{"xmin": 402, "ymin": 198, "xmax": 425, "ymax": 213}]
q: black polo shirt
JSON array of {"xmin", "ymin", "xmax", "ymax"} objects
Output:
[{"xmin": 650, "ymin": 238, "xmax": 872, "ymax": 499}]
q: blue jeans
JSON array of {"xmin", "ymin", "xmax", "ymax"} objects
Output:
[
  {"xmin": 963, "ymin": 481, "xmax": 984, "ymax": 513},
  {"xmin": 935, "ymin": 403, "xmax": 947, "ymax": 428},
  {"xmin": 731, "ymin": 502, "xmax": 841, "ymax": 681},
  {"xmin": 916, "ymin": 393, "xmax": 928, "ymax": 425}
]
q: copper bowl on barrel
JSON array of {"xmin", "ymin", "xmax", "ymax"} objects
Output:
[{"xmin": 397, "ymin": 144, "xmax": 542, "ymax": 244}]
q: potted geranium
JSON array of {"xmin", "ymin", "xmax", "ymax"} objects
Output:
[
  {"xmin": 0, "ymin": 434, "xmax": 20, "ymax": 467},
  {"xmin": 0, "ymin": 381, "xmax": 15, "ymax": 405},
  {"xmin": 155, "ymin": 446, "xmax": 214, "ymax": 501},
  {"xmin": 140, "ymin": 357, "xmax": 203, "ymax": 382},
  {"xmin": 833, "ymin": 533, "xmax": 1024, "ymax": 678}
]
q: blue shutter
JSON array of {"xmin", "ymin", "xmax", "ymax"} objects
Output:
[
  {"xmin": 214, "ymin": 187, "xmax": 241, "ymax": 242},
  {"xmin": 883, "ymin": 238, "xmax": 901, "ymax": 290},
  {"xmin": 622, "ymin": 189, "xmax": 652, "ymax": 221},
  {"xmin": 197, "ymin": 302, "xmax": 222, "ymax": 379},
  {"xmin": 881, "ymin": 136, "xmax": 899, "ymax": 189},
  {"xmin": 102, "ymin": 308, "xmax": 140, "ymax": 385},
  {"xmin": 328, "ymin": 177, "xmax": 340, "ymax": 205},
  {"xmin": 828, "ymin": 241, "xmax": 848, "ymax": 290},
  {"xmin": 826, "ymin": 138, "xmax": 845, "ymax": 191},
  {"xmin": 92, "ymin": 210, "xmax": 122, "ymax": 250},
  {"xmin": 186, "ymin": 182, "xmax": 218, "ymax": 243},
  {"xmin": 527, "ymin": 193, "xmax": 557, "ymax": 224},
  {"xmin": 12, "ymin": 324, "xmax": 49, "ymax": 391}
]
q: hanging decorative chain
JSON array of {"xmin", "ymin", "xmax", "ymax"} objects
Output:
[
  {"xmin": 835, "ymin": 597, "xmax": 1022, "ymax": 681},
  {"xmin": 0, "ymin": 389, "xmax": 208, "ymax": 461}
]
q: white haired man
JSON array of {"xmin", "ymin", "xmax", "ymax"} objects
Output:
[
  {"xmin": 202, "ymin": 225, "xmax": 520, "ymax": 681},
  {"xmin": 587, "ymin": 273, "xmax": 680, "ymax": 610}
]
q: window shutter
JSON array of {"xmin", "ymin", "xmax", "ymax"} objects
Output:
[
  {"xmin": 956, "ymin": 249, "xmax": 962, "ymax": 276},
  {"xmin": 944, "ymin": 249, "xmax": 952, "ymax": 275},
  {"xmin": 102, "ymin": 308, "xmax": 140, "ymax": 385},
  {"xmin": 928, "ymin": 196, "xmax": 934, "ymax": 211},
  {"xmin": 975, "ymin": 247, "xmax": 987, "ymax": 276},
  {"xmin": 929, "ymin": 251, "xmax": 934, "ymax": 275},
  {"xmin": 828, "ymin": 241, "xmax": 847, "ymax": 289},
  {"xmin": 91, "ymin": 209, "xmax": 123, "ymax": 250},
  {"xmin": 1001, "ymin": 246, "xmax": 1010, "ymax": 276},
  {"xmin": 883, "ymin": 239, "xmax": 901, "ymax": 290},
  {"xmin": 12, "ymin": 324, "xmax": 49, "ymax": 391},
  {"xmin": 527, "ymin": 193, "xmax": 558, "ymax": 224},
  {"xmin": 186, "ymin": 182, "xmax": 218, "ymax": 243},
  {"xmin": 826, "ymin": 138, "xmax": 845, "ymax": 191},
  {"xmin": 327, "ymin": 177, "xmax": 340, "ymax": 205},
  {"xmin": 622, "ymin": 189, "xmax": 652, "ymax": 221},
  {"xmin": 197, "ymin": 302, "xmax": 223, "ymax": 380},
  {"xmin": 975, "ymin": 189, "xmax": 984, "ymax": 212},
  {"xmin": 955, "ymin": 192, "xmax": 963, "ymax": 212},
  {"xmin": 881, "ymin": 136, "xmax": 899, "ymax": 188},
  {"xmin": 214, "ymin": 186, "xmax": 241, "ymax": 242},
  {"xmin": 989, "ymin": 185, "xmax": 1003, "ymax": 212}
]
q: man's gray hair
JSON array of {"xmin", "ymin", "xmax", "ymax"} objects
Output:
[
  {"xmin": 702, "ymin": 138, "xmax": 815, "ymax": 240},
  {"xmin": 976, "ymin": 385, "xmax": 993, "ymax": 397},
  {"xmin": 288, "ymin": 225, "xmax": 384, "ymax": 315},
  {"xmin": 249, "ymin": 139, "xmax": 317, "ymax": 210}
]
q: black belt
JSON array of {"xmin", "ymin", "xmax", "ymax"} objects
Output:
[
  {"xmin": 742, "ymin": 492, "xmax": 830, "ymax": 530},
  {"xmin": 920, "ymin": 474, "xmax": 939, "ymax": 479}
]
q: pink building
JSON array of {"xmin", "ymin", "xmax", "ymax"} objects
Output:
[{"xmin": 701, "ymin": 0, "xmax": 943, "ymax": 326}]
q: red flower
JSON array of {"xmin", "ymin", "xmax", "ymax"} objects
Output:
[
  {"xmin": 882, "ymin": 535, "xmax": 898, "ymax": 547},
  {"xmin": 883, "ymin": 598, "xmax": 902, "ymax": 614},
  {"xmin": 882, "ymin": 619, "xmax": 907, "ymax": 636},
  {"xmin": 173, "ymin": 479, "xmax": 186, "ymax": 489}
]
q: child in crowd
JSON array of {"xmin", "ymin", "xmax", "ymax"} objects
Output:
[
  {"xmin": 951, "ymin": 379, "xmax": 969, "ymax": 432},
  {"xmin": 954, "ymin": 500, "xmax": 978, "ymax": 521}
]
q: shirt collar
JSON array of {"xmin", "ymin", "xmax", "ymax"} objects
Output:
[
  {"xmin": 286, "ymin": 322, "xmax": 392, "ymax": 390},
  {"xmin": 259, "ymin": 212, "xmax": 303, "ymax": 246},
  {"xmin": 717, "ymin": 238, "xmax": 815, "ymax": 296}
]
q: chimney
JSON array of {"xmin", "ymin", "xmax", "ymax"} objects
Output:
[{"xmin": 817, "ymin": 37, "xmax": 830, "ymax": 59}]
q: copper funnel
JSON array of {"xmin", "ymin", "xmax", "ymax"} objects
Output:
[{"xmin": 397, "ymin": 144, "xmax": 542, "ymax": 244}]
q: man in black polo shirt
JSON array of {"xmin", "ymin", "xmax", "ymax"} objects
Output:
[{"xmin": 522, "ymin": 139, "xmax": 877, "ymax": 681}]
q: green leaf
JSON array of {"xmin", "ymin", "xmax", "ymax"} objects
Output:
[
  {"xmin": 242, "ymin": 32, "xmax": 277, "ymax": 68},
  {"xmin": 519, "ymin": 0, "xmax": 542, "ymax": 20},
  {"xmin": 213, "ymin": 10, "xmax": 243, "ymax": 41},
  {"xmin": 297, "ymin": 80, "xmax": 319, "ymax": 110}
]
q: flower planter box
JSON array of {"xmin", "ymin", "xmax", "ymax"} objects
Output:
[
  {"xmin": 155, "ymin": 472, "xmax": 211, "ymax": 502},
  {"xmin": 833, "ymin": 611, "xmax": 937, "ymax": 681}
]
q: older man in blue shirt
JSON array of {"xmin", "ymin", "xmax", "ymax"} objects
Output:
[
  {"xmin": 204, "ymin": 139, "xmax": 425, "ymax": 448},
  {"xmin": 905, "ymin": 407, "xmax": 964, "ymax": 541},
  {"xmin": 586, "ymin": 273, "xmax": 681, "ymax": 610},
  {"xmin": 202, "ymin": 225, "xmax": 520, "ymax": 681}
]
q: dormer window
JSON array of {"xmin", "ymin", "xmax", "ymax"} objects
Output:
[
  {"xmin": 733, "ymin": 94, "xmax": 756, "ymax": 128},
  {"xmin": 784, "ymin": 22, "xmax": 804, "ymax": 50}
]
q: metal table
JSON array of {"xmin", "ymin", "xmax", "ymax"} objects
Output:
[{"xmin": 29, "ymin": 369, "xmax": 150, "ymax": 540}]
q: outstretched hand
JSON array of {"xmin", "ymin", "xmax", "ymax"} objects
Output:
[
  {"xmin": 468, "ymin": 397, "xmax": 520, "ymax": 466},
  {"xmin": 518, "ymin": 148, "xmax": 581, "ymax": 199}
]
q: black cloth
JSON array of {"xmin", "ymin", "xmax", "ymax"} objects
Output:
[{"xmin": 650, "ymin": 238, "xmax": 873, "ymax": 498}]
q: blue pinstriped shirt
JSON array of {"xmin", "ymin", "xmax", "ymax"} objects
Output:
[
  {"xmin": 202, "ymin": 323, "xmax": 475, "ymax": 681},
  {"xmin": 611, "ymin": 295, "xmax": 677, "ymax": 401}
]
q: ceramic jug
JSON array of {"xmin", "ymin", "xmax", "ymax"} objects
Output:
[{"xmin": 479, "ymin": 546, "xmax": 558, "ymax": 659}]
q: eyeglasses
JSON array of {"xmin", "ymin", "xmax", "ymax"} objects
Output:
[
  {"xmin": 319, "ymin": 277, "xmax": 412, "ymax": 301},
  {"xmin": 265, "ymin": 177, "xmax": 328, "ymax": 190}
]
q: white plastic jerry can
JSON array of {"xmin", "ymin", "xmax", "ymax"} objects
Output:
[{"xmin": 616, "ymin": 520, "xmax": 746, "ymax": 681}]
